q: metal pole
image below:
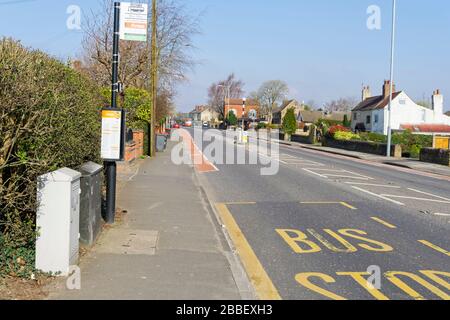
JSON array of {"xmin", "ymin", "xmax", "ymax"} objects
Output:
[
  {"xmin": 150, "ymin": 0, "xmax": 157, "ymax": 157},
  {"xmin": 105, "ymin": 1, "xmax": 121, "ymax": 224},
  {"xmin": 387, "ymin": 0, "xmax": 397, "ymax": 157}
]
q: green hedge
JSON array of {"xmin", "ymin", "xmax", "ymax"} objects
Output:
[
  {"xmin": 357, "ymin": 131, "xmax": 432, "ymax": 158},
  {"xmin": 0, "ymin": 39, "xmax": 102, "ymax": 277}
]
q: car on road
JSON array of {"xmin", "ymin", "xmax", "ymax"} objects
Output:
[
  {"xmin": 184, "ymin": 120, "xmax": 193, "ymax": 127},
  {"xmin": 203, "ymin": 121, "xmax": 210, "ymax": 128},
  {"xmin": 172, "ymin": 123, "xmax": 180, "ymax": 129}
]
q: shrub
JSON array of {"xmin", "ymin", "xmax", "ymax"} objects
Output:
[
  {"xmin": 358, "ymin": 132, "xmax": 387, "ymax": 143},
  {"xmin": 0, "ymin": 38, "xmax": 102, "ymax": 277},
  {"xmin": 328, "ymin": 125, "xmax": 350, "ymax": 138},
  {"xmin": 257, "ymin": 122, "xmax": 267, "ymax": 130},
  {"xmin": 227, "ymin": 111, "xmax": 237, "ymax": 126},
  {"xmin": 343, "ymin": 115, "xmax": 351, "ymax": 128},
  {"xmin": 282, "ymin": 107, "xmax": 298, "ymax": 136},
  {"xmin": 334, "ymin": 131, "xmax": 361, "ymax": 141},
  {"xmin": 410, "ymin": 144, "xmax": 421, "ymax": 159}
]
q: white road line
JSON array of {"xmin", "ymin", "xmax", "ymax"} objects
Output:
[
  {"xmin": 306, "ymin": 168, "xmax": 346, "ymax": 172},
  {"xmin": 303, "ymin": 168, "xmax": 328, "ymax": 178},
  {"xmin": 435, "ymin": 213, "xmax": 450, "ymax": 217},
  {"xmin": 258, "ymin": 152, "xmax": 287, "ymax": 164},
  {"xmin": 325, "ymin": 175, "xmax": 371, "ymax": 180},
  {"xmin": 407, "ymin": 188, "xmax": 450, "ymax": 202},
  {"xmin": 380, "ymin": 195, "xmax": 450, "ymax": 204},
  {"xmin": 351, "ymin": 186, "xmax": 405, "ymax": 206},
  {"xmin": 345, "ymin": 182, "xmax": 401, "ymax": 188}
]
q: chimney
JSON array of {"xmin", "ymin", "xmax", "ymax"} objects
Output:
[
  {"xmin": 383, "ymin": 80, "xmax": 396, "ymax": 99},
  {"xmin": 362, "ymin": 86, "xmax": 372, "ymax": 101},
  {"xmin": 432, "ymin": 89, "xmax": 444, "ymax": 115}
]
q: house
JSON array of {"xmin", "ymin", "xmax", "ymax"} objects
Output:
[
  {"xmin": 272, "ymin": 100, "xmax": 304, "ymax": 124},
  {"xmin": 224, "ymin": 98, "xmax": 259, "ymax": 120},
  {"xmin": 189, "ymin": 106, "xmax": 219, "ymax": 123},
  {"xmin": 351, "ymin": 81, "xmax": 450, "ymax": 134},
  {"xmin": 297, "ymin": 110, "xmax": 351, "ymax": 128}
]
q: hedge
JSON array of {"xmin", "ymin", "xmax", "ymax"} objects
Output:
[{"xmin": 0, "ymin": 39, "xmax": 102, "ymax": 277}]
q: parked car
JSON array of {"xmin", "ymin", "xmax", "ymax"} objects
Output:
[
  {"xmin": 203, "ymin": 121, "xmax": 210, "ymax": 128},
  {"xmin": 172, "ymin": 123, "xmax": 180, "ymax": 129},
  {"xmin": 184, "ymin": 120, "xmax": 193, "ymax": 127}
]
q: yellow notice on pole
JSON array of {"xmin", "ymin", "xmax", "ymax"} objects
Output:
[{"xmin": 101, "ymin": 110, "xmax": 122, "ymax": 160}]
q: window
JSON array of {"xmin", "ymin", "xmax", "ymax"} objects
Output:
[
  {"xmin": 399, "ymin": 99, "xmax": 406, "ymax": 105},
  {"xmin": 374, "ymin": 114, "xmax": 379, "ymax": 124},
  {"xmin": 354, "ymin": 113, "xmax": 358, "ymax": 121},
  {"xmin": 366, "ymin": 115, "xmax": 371, "ymax": 124}
]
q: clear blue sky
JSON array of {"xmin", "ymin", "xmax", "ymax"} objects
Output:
[{"xmin": 1, "ymin": 0, "xmax": 449, "ymax": 112}]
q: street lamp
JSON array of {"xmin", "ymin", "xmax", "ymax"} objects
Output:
[{"xmin": 386, "ymin": 0, "xmax": 397, "ymax": 157}]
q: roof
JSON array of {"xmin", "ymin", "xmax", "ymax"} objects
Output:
[
  {"xmin": 352, "ymin": 92, "xmax": 402, "ymax": 111},
  {"xmin": 324, "ymin": 111, "xmax": 351, "ymax": 122},
  {"xmin": 272, "ymin": 100, "xmax": 301, "ymax": 114},
  {"xmin": 226, "ymin": 98, "xmax": 259, "ymax": 106},
  {"xmin": 400, "ymin": 124, "xmax": 450, "ymax": 133},
  {"xmin": 299, "ymin": 111, "xmax": 324, "ymax": 123},
  {"xmin": 445, "ymin": 111, "xmax": 450, "ymax": 117}
]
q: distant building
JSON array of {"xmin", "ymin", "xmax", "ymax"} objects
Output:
[
  {"xmin": 352, "ymin": 81, "xmax": 450, "ymax": 134},
  {"xmin": 272, "ymin": 100, "xmax": 304, "ymax": 124},
  {"xmin": 189, "ymin": 105, "xmax": 219, "ymax": 123},
  {"xmin": 224, "ymin": 98, "xmax": 259, "ymax": 120}
]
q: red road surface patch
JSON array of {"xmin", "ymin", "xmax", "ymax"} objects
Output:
[{"xmin": 179, "ymin": 129, "xmax": 218, "ymax": 173}]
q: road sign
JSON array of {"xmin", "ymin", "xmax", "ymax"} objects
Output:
[
  {"xmin": 119, "ymin": 2, "xmax": 148, "ymax": 42},
  {"xmin": 101, "ymin": 109, "xmax": 123, "ymax": 161}
]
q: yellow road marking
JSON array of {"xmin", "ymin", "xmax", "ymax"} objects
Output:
[
  {"xmin": 300, "ymin": 201, "xmax": 357, "ymax": 210},
  {"xmin": 225, "ymin": 202, "xmax": 257, "ymax": 206},
  {"xmin": 340, "ymin": 202, "xmax": 357, "ymax": 210},
  {"xmin": 418, "ymin": 240, "xmax": 450, "ymax": 257},
  {"xmin": 215, "ymin": 203, "xmax": 281, "ymax": 300},
  {"xmin": 371, "ymin": 217, "xmax": 397, "ymax": 229}
]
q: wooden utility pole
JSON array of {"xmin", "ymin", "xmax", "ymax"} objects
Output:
[{"xmin": 150, "ymin": 0, "xmax": 158, "ymax": 157}]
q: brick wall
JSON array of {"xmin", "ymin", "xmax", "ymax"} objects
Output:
[{"xmin": 123, "ymin": 129, "xmax": 145, "ymax": 163}]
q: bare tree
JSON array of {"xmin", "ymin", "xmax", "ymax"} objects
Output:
[
  {"xmin": 255, "ymin": 80, "xmax": 289, "ymax": 124},
  {"xmin": 207, "ymin": 73, "xmax": 245, "ymax": 119},
  {"xmin": 323, "ymin": 97, "xmax": 357, "ymax": 113},
  {"xmin": 80, "ymin": 0, "xmax": 199, "ymax": 93}
]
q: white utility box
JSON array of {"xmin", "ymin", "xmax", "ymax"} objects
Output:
[{"xmin": 35, "ymin": 168, "xmax": 81, "ymax": 276}]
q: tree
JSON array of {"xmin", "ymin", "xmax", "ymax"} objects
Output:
[
  {"xmin": 255, "ymin": 80, "xmax": 289, "ymax": 124},
  {"xmin": 80, "ymin": 0, "xmax": 199, "ymax": 93},
  {"xmin": 282, "ymin": 107, "xmax": 298, "ymax": 139},
  {"xmin": 227, "ymin": 111, "xmax": 238, "ymax": 126},
  {"xmin": 208, "ymin": 74, "xmax": 245, "ymax": 119},
  {"xmin": 343, "ymin": 114, "xmax": 351, "ymax": 128},
  {"xmin": 324, "ymin": 97, "xmax": 357, "ymax": 113}
]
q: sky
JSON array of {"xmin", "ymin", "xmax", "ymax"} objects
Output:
[{"xmin": 1, "ymin": 0, "xmax": 450, "ymax": 113}]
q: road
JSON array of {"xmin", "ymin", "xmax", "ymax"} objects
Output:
[{"xmin": 183, "ymin": 128, "xmax": 450, "ymax": 300}]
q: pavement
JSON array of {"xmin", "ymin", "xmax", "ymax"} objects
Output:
[
  {"xmin": 187, "ymin": 128, "xmax": 450, "ymax": 300},
  {"xmin": 49, "ymin": 141, "xmax": 254, "ymax": 300}
]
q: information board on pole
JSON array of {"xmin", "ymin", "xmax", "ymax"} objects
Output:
[
  {"xmin": 101, "ymin": 109, "xmax": 123, "ymax": 161},
  {"xmin": 119, "ymin": 2, "xmax": 148, "ymax": 42}
]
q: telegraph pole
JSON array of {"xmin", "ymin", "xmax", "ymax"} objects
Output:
[{"xmin": 150, "ymin": 0, "xmax": 158, "ymax": 157}]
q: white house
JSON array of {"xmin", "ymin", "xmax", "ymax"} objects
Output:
[{"xmin": 352, "ymin": 81, "xmax": 450, "ymax": 134}]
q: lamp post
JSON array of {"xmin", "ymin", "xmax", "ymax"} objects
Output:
[{"xmin": 386, "ymin": 0, "xmax": 397, "ymax": 157}]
